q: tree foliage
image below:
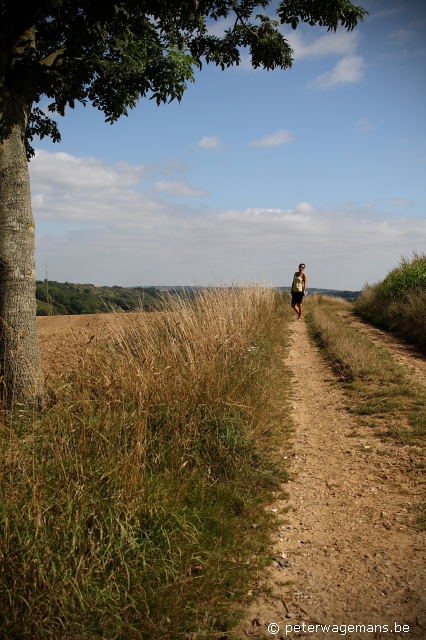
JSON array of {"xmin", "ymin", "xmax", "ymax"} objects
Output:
[{"xmin": 0, "ymin": 0, "xmax": 367, "ymax": 159}]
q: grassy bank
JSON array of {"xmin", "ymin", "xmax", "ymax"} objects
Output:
[
  {"xmin": 305, "ymin": 295, "xmax": 426, "ymax": 526},
  {"xmin": 354, "ymin": 253, "xmax": 426, "ymax": 353},
  {"xmin": 0, "ymin": 286, "xmax": 293, "ymax": 639}
]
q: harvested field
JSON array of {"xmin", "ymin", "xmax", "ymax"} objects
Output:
[{"xmin": 37, "ymin": 312, "xmax": 157, "ymax": 368}]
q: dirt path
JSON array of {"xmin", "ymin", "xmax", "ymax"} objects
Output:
[{"xmin": 240, "ymin": 320, "xmax": 426, "ymax": 639}]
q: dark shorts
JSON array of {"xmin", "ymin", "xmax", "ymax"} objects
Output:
[{"xmin": 291, "ymin": 291, "xmax": 304, "ymax": 305}]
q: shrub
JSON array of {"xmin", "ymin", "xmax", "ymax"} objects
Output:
[{"xmin": 375, "ymin": 253, "xmax": 426, "ymax": 300}]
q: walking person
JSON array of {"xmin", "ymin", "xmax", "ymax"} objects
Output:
[{"xmin": 291, "ymin": 263, "xmax": 307, "ymax": 321}]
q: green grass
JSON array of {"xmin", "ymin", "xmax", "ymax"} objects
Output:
[
  {"xmin": 355, "ymin": 253, "xmax": 426, "ymax": 353},
  {"xmin": 36, "ymin": 298, "xmax": 52, "ymax": 315},
  {"xmin": 0, "ymin": 287, "xmax": 293, "ymax": 639}
]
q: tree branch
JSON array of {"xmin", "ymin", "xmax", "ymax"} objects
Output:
[
  {"xmin": 233, "ymin": 9, "xmax": 260, "ymax": 38},
  {"xmin": 39, "ymin": 47, "xmax": 66, "ymax": 68}
]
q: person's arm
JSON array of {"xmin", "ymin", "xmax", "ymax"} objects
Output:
[{"xmin": 302, "ymin": 273, "xmax": 307, "ymax": 292}]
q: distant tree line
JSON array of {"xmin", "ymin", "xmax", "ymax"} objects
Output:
[
  {"xmin": 317, "ymin": 290, "xmax": 360, "ymax": 301},
  {"xmin": 36, "ymin": 281, "xmax": 161, "ymax": 315}
]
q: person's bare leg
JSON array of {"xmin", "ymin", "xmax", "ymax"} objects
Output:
[
  {"xmin": 297, "ymin": 303, "xmax": 303, "ymax": 321},
  {"xmin": 291, "ymin": 303, "xmax": 299, "ymax": 316}
]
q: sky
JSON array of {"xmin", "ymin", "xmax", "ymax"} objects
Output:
[{"xmin": 31, "ymin": 0, "xmax": 426, "ymax": 290}]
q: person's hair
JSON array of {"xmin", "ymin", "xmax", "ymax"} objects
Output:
[{"xmin": 299, "ymin": 263, "xmax": 305, "ymax": 268}]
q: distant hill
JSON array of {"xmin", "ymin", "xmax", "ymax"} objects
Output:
[
  {"xmin": 36, "ymin": 282, "xmax": 360, "ymax": 316},
  {"xmin": 314, "ymin": 288, "xmax": 360, "ymax": 300},
  {"xmin": 36, "ymin": 281, "xmax": 161, "ymax": 316}
]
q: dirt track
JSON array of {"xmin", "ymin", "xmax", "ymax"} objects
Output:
[{"xmin": 241, "ymin": 320, "xmax": 425, "ymax": 639}]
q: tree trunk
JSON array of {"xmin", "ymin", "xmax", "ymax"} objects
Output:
[{"xmin": 0, "ymin": 31, "xmax": 43, "ymax": 407}]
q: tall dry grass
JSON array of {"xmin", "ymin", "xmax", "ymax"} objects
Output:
[
  {"xmin": 0, "ymin": 286, "xmax": 292, "ymax": 639},
  {"xmin": 305, "ymin": 295, "xmax": 393, "ymax": 380},
  {"xmin": 356, "ymin": 286, "xmax": 426, "ymax": 353}
]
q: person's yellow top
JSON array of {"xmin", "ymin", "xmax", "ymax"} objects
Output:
[{"xmin": 292, "ymin": 273, "xmax": 303, "ymax": 292}]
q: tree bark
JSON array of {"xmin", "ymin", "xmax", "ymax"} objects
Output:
[{"xmin": 0, "ymin": 30, "xmax": 43, "ymax": 406}]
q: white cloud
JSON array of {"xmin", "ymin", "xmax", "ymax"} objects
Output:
[
  {"xmin": 196, "ymin": 136, "xmax": 222, "ymax": 149},
  {"xmin": 234, "ymin": 30, "xmax": 361, "ymax": 73},
  {"xmin": 392, "ymin": 198, "xmax": 413, "ymax": 207},
  {"xmin": 309, "ymin": 56, "xmax": 365, "ymax": 89},
  {"xmin": 31, "ymin": 149, "xmax": 146, "ymax": 190},
  {"xmin": 356, "ymin": 118, "xmax": 373, "ymax": 132},
  {"xmin": 294, "ymin": 202, "xmax": 316, "ymax": 214},
  {"xmin": 31, "ymin": 151, "xmax": 426, "ymax": 290},
  {"xmin": 388, "ymin": 29, "xmax": 416, "ymax": 44},
  {"xmin": 30, "ymin": 150, "xmax": 181, "ymax": 227},
  {"xmin": 232, "ymin": 54, "xmax": 261, "ymax": 72},
  {"xmin": 284, "ymin": 29, "xmax": 361, "ymax": 59},
  {"xmin": 250, "ymin": 130, "xmax": 294, "ymax": 147},
  {"xmin": 206, "ymin": 15, "xmax": 235, "ymax": 37},
  {"xmin": 153, "ymin": 180, "xmax": 208, "ymax": 198},
  {"xmin": 368, "ymin": 7, "xmax": 403, "ymax": 20}
]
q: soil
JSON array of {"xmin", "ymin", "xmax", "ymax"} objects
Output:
[{"xmin": 239, "ymin": 319, "xmax": 426, "ymax": 640}]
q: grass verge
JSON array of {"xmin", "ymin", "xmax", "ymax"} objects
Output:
[
  {"xmin": 354, "ymin": 253, "xmax": 426, "ymax": 353},
  {"xmin": 305, "ymin": 295, "xmax": 426, "ymax": 527},
  {"xmin": 0, "ymin": 286, "xmax": 293, "ymax": 639}
]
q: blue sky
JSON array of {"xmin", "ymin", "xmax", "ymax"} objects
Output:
[{"xmin": 31, "ymin": 0, "xmax": 426, "ymax": 289}]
